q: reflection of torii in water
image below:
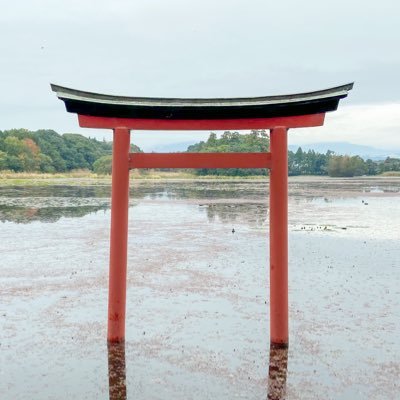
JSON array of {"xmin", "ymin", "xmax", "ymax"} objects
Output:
[
  {"xmin": 106, "ymin": 343, "xmax": 288, "ymax": 400},
  {"xmin": 268, "ymin": 345, "xmax": 289, "ymax": 400},
  {"xmin": 107, "ymin": 342, "xmax": 127, "ymax": 400}
]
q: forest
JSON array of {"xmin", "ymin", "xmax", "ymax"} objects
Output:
[
  {"xmin": 0, "ymin": 129, "xmax": 140, "ymax": 173},
  {"xmin": 0, "ymin": 129, "xmax": 399, "ymax": 177},
  {"xmin": 187, "ymin": 131, "xmax": 399, "ymax": 177}
]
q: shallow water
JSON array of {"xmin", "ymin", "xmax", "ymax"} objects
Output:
[{"xmin": 0, "ymin": 177, "xmax": 399, "ymax": 399}]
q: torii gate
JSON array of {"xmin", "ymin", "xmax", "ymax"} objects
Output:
[{"xmin": 52, "ymin": 83, "xmax": 352, "ymax": 348}]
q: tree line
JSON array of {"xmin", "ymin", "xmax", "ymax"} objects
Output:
[
  {"xmin": 288, "ymin": 146, "xmax": 399, "ymax": 176},
  {"xmin": 0, "ymin": 129, "xmax": 140, "ymax": 173},
  {"xmin": 187, "ymin": 131, "xmax": 400, "ymax": 177},
  {"xmin": 0, "ymin": 129, "xmax": 399, "ymax": 176}
]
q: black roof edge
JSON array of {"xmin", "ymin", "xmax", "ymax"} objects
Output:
[{"xmin": 50, "ymin": 83, "xmax": 354, "ymax": 106}]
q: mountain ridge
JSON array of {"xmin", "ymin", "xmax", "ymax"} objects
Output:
[{"xmin": 288, "ymin": 142, "xmax": 400, "ymax": 160}]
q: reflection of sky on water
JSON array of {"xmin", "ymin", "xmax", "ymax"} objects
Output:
[
  {"xmin": 0, "ymin": 204, "xmax": 109, "ymax": 224},
  {"xmin": 363, "ymin": 185, "xmax": 399, "ymax": 193},
  {"xmin": 290, "ymin": 195, "xmax": 400, "ymax": 240},
  {"xmin": 1, "ymin": 180, "xmax": 398, "ymax": 240}
]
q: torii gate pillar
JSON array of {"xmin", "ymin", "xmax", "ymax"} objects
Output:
[
  {"xmin": 270, "ymin": 127, "xmax": 288, "ymax": 346},
  {"xmin": 51, "ymin": 82, "xmax": 353, "ymax": 348},
  {"xmin": 108, "ymin": 127, "xmax": 131, "ymax": 341}
]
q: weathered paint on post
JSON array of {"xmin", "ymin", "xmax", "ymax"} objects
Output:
[
  {"xmin": 269, "ymin": 127, "xmax": 289, "ymax": 347},
  {"xmin": 108, "ymin": 127, "xmax": 131, "ymax": 342}
]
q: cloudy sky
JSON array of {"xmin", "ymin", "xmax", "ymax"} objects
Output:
[{"xmin": 1, "ymin": 0, "xmax": 399, "ymax": 151}]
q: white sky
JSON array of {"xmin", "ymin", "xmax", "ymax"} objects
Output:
[{"xmin": 1, "ymin": 0, "xmax": 399, "ymax": 150}]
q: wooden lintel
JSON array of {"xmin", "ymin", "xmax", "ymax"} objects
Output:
[{"xmin": 78, "ymin": 114, "xmax": 325, "ymax": 130}]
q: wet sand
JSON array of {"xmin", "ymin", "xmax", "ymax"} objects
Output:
[{"xmin": 0, "ymin": 177, "xmax": 399, "ymax": 399}]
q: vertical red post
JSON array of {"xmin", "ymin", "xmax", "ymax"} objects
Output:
[
  {"xmin": 108, "ymin": 127, "xmax": 131, "ymax": 342},
  {"xmin": 269, "ymin": 126, "xmax": 289, "ymax": 347}
]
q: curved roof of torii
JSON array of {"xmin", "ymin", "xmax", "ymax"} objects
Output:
[{"xmin": 51, "ymin": 82, "xmax": 353, "ymax": 120}]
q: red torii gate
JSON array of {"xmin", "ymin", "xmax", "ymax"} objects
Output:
[{"xmin": 52, "ymin": 83, "xmax": 352, "ymax": 348}]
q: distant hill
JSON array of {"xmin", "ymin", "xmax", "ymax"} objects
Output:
[
  {"xmin": 289, "ymin": 142, "xmax": 400, "ymax": 160},
  {"xmin": 151, "ymin": 141, "xmax": 196, "ymax": 152}
]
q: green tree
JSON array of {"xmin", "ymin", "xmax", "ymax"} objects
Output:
[
  {"xmin": 327, "ymin": 155, "xmax": 367, "ymax": 177},
  {"xmin": 93, "ymin": 143, "xmax": 141, "ymax": 175},
  {"xmin": 288, "ymin": 147, "xmax": 331, "ymax": 176},
  {"xmin": 93, "ymin": 155, "xmax": 112, "ymax": 174},
  {"xmin": 365, "ymin": 159, "xmax": 378, "ymax": 175},
  {"xmin": 33, "ymin": 129, "xmax": 68, "ymax": 171},
  {"xmin": 377, "ymin": 157, "xmax": 400, "ymax": 174},
  {"xmin": 2, "ymin": 136, "xmax": 41, "ymax": 171},
  {"xmin": 187, "ymin": 130, "xmax": 270, "ymax": 176},
  {"xmin": 0, "ymin": 150, "xmax": 8, "ymax": 170}
]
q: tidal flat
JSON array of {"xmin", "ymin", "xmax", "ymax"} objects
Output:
[{"xmin": 0, "ymin": 177, "xmax": 399, "ymax": 399}]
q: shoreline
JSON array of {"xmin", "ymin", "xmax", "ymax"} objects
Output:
[{"xmin": 0, "ymin": 171, "xmax": 399, "ymax": 187}]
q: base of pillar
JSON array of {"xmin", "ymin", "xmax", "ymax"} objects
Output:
[
  {"xmin": 270, "ymin": 341, "xmax": 289, "ymax": 349},
  {"xmin": 107, "ymin": 337, "xmax": 125, "ymax": 344}
]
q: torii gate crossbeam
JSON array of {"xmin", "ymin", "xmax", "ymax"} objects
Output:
[{"xmin": 52, "ymin": 83, "xmax": 353, "ymax": 348}]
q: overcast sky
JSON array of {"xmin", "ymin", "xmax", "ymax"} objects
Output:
[{"xmin": 1, "ymin": 0, "xmax": 399, "ymax": 150}]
